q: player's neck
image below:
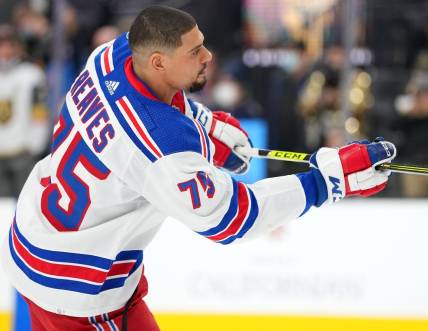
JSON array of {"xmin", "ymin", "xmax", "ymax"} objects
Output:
[{"xmin": 134, "ymin": 66, "xmax": 176, "ymax": 105}]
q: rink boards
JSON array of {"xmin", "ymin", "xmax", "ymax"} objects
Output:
[
  {"xmin": 154, "ymin": 314, "xmax": 428, "ymax": 331},
  {"xmin": 1, "ymin": 199, "xmax": 428, "ymax": 330},
  {"xmin": 145, "ymin": 199, "xmax": 428, "ymax": 330}
]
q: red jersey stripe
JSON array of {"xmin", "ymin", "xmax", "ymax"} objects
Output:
[
  {"xmin": 193, "ymin": 119, "xmax": 207, "ymax": 158},
  {"xmin": 207, "ymin": 182, "xmax": 250, "ymax": 241},
  {"xmin": 117, "ymin": 97, "xmax": 162, "ymax": 159},
  {"xmin": 106, "ymin": 262, "xmax": 135, "ymax": 277},
  {"xmin": 103, "ymin": 46, "xmax": 112, "ymax": 75},
  {"xmin": 12, "ymin": 225, "xmax": 107, "ymax": 284}
]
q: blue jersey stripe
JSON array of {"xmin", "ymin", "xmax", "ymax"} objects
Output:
[
  {"xmin": 108, "ymin": 320, "xmax": 119, "ymax": 331},
  {"xmin": 196, "ymin": 178, "xmax": 239, "ymax": 237},
  {"xmin": 111, "ymin": 33, "xmax": 130, "ymax": 66},
  {"xmin": 296, "ymin": 170, "xmax": 324, "ymax": 215},
  {"xmin": 10, "ymin": 222, "xmax": 143, "ymax": 294},
  {"xmin": 200, "ymin": 122, "xmax": 211, "ymax": 162},
  {"xmin": 99, "ymin": 259, "xmax": 141, "ymax": 292},
  {"xmin": 93, "ymin": 49, "xmax": 158, "ymax": 162},
  {"xmin": 51, "ymin": 103, "xmax": 74, "ymax": 153},
  {"xmin": 13, "ymin": 220, "xmax": 111, "ymax": 269},
  {"xmin": 187, "ymin": 98, "xmax": 211, "ymax": 161},
  {"xmin": 9, "ymin": 230, "xmax": 104, "ymax": 294},
  {"xmin": 89, "ymin": 317, "xmax": 103, "ymax": 331},
  {"xmin": 217, "ymin": 187, "xmax": 259, "ymax": 245},
  {"xmin": 115, "ymin": 250, "xmax": 143, "ymax": 261}
]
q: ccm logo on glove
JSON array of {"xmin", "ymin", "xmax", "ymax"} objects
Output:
[{"xmin": 328, "ymin": 176, "xmax": 343, "ymax": 202}]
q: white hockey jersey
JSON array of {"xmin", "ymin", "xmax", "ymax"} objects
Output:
[{"xmin": 0, "ymin": 33, "xmax": 319, "ymax": 317}]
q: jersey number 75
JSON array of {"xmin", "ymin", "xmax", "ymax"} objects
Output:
[
  {"xmin": 177, "ymin": 171, "xmax": 215, "ymax": 209},
  {"xmin": 41, "ymin": 109, "xmax": 110, "ymax": 231}
]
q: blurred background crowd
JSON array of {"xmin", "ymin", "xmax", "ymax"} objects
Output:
[{"xmin": 0, "ymin": 0, "xmax": 428, "ymax": 198}]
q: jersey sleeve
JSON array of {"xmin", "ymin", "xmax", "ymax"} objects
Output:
[{"xmin": 127, "ymin": 149, "xmax": 317, "ymax": 244}]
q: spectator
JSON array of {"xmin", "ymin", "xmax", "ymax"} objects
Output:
[
  {"xmin": 92, "ymin": 25, "xmax": 120, "ymax": 49},
  {"xmin": 297, "ymin": 44, "xmax": 346, "ymax": 149},
  {"xmin": 0, "ymin": 0, "xmax": 24, "ymax": 24},
  {"xmin": 394, "ymin": 85, "xmax": 428, "ymax": 197},
  {"xmin": 12, "ymin": 3, "xmax": 51, "ymax": 66},
  {"xmin": 267, "ymin": 42, "xmax": 311, "ymax": 176},
  {"xmin": 191, "ymin": 52, "xmax": 262, "ymax": 118},
  {"xmin": 0, "ymin": 25, "xmax": 50, "ymax": 198},
  {"xmin": 66, "ymin": 0, "xmax": 114, "ymax": 70}
]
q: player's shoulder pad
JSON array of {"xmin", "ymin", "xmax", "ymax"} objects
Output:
[
  {"xmin": 142, "ymin": 97, "xmax": 211, "ymax": 158},
  {"xmin": 119, "ymin": 94, "xmax": 211, "ymax": 162}
]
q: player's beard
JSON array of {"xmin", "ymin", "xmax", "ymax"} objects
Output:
[
  {"xmin": 189, "ymin": 65, "xmax": 208, "ymax": 93},
  {"xmin": 189, "ymin": 78, "xmax": 207, "ymax": 93}
]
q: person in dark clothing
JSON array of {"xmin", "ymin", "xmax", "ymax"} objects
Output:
[{"xmin": 393, "ymin": 86, "xmax": 428, "ymax": 197}]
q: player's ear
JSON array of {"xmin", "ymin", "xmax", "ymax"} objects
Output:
[{"xmin": 150, "ymin": 52, "xmax": 166, "ymax": 72}]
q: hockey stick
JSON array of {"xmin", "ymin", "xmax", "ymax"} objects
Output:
[{"xmin": 237, "ymin": 147, "xmax": 428, "ymax": 176}]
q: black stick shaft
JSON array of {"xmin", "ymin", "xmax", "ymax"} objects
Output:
[{"xmin": 249, "ymin": 148, "xmax": 428, "ymax": 176}]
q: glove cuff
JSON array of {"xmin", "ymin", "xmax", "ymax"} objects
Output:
[
  {"xmin": 311, "ymin": 168, "xmax": 329, "ymax": 207},
  {"xmin": 311, "ymin": 148, "xmax": 346, "ymax": 203}
]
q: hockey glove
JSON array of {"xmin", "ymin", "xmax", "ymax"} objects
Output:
[
  {"xmin": 191, "ymin": 101, "xmax": 252, "ymax": 174},
  {"xmin": 309, "ymin": 138, "xmax": 397, "ymax": 205},
  {"xmin": 209, "ymin": 111, "xmax": 252, "ymax": 174}
]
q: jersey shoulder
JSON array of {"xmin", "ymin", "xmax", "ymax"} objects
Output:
[{"xmin": 114, "ymin": 95, "xmax": 212, "ymax": 163}]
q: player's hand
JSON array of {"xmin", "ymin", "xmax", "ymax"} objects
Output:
[
  {"xmin": 309, "ymin": 138, "xmax": 397, "ymax": 204},
  {"xmin": 190, "ymin": 101, "xmax": 252, "ymax": 174},
  {"xmin": 209, "ymin": 111, "xmax": 252, "ymax": 174}
]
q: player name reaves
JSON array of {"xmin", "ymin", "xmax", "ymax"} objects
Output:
[{"xmin": 69, "ymin": 69, "xmax": 115, "ymax": 153}]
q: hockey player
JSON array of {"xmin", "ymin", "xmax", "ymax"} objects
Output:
[{"xmin": 0, "ymin": 6, "xmax": 396, "ymax": 331}]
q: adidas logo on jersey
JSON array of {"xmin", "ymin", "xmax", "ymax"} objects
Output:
[{"xmin": 105, "ymin": 80, "xmax": 119, "ymax": 95}]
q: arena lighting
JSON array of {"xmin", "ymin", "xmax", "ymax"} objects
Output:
[
  {"xmin": 242, "ymin": 47, "xmax": 373, "ymax": 68},
  {"xmin": 349, "ymin": 47, "xmax": 373, "ymax": 66},
  {"xmin": 242, "ymin": 48, "xmax": 300, "ymax": 68}
]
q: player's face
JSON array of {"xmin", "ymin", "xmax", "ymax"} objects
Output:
[{"xmin": 164, "ymin": 26, "xmax": 212, "ymax": 92}]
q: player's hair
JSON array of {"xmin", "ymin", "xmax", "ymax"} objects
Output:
[{"xmin": 129, "ymin": 5, "xmax": 196, "ymax": 52}]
